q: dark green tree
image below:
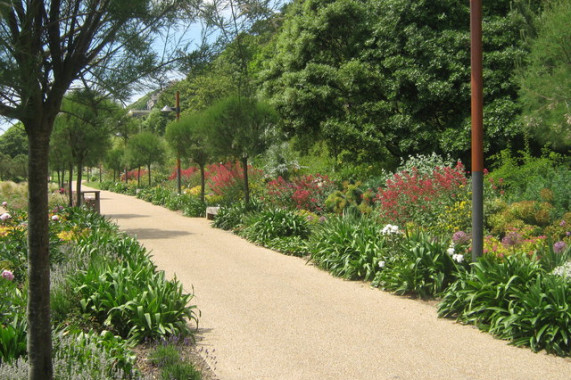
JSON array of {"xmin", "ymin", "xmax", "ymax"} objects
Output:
[
  {"xmin": 202, "ymin": 95, "xmax": 277, "ymax": 203},
  {"xmin": 517, "ymin": 0, "xmax": 570, "ymax": 151},
  {"xmin": 166, "ymin": 112, "xmax": 209, "ymax": 202},
  {"xmin": 53, "ymin": 90, "xmax": 113, "ymax": 206},
  {"xmin": 0, "ymin": 2, "xmax": 195, "ymax": 377},
  {"xmin": 0, "ymin": 122, "xmax": 28, "ymax": 158},
  {"xmin": 126, "ymin": 132, "xmax": 166, "ymax": 187},
  {"xmin": 261, "ymin": 0, "xmax": 543, "ymax": 166},
  {"xmin": 104, "ymin": 146, "xmax": 125, "ymax": 182}
]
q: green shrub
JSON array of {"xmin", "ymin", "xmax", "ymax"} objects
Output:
[
  {"xmin": 182, "ymin": 196, "xmax": 206, "ymax": 217},
  {"xmin": 212, "ymin": 200, "xmax": 262, "ymax": 231},
  {"xmin": 488, "ymin": 150, "xmax": 571, "ymax": 218},
  {"xmin": 308, "ymin": 213, "xmax": 390, "ymax": 281},
  {"xmin": 373, "ymin": 230, "xmax": 464, "ymax": 299},
  {"xmin": 438, "ymin": 253, "xmax": 571, "ymax": 355},
  {"xmin": 242, "ymin": 208, "xmax": 310, "ymax": 242},
  {"xmin": 73, "ymin": 259, "xmax": 197, "ymax": 342},
  {"xmin": 0, "ymin": 331, "xmax": 138, "ymax": 379}
]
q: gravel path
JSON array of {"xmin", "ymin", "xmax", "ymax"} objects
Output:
[{"xmin": 89, "ymin": 186, "xmax": 571, "ymax": 380}]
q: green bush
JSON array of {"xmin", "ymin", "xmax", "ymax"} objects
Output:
[
  {"xmin": 0, "ymin": 330, "xmax": 138, "ymax": 379},
  {"xmin": 212, "ymin": 200, "xmax": 262, "ymax": 231},
  {"xmin": 438, "ymin": 253, "xmax": 571, "ymax": 355},
  {"xmin": 308, "ymin": 213, "xmax": 389, "ymax": 281},
  {"xmin": 73, "ymin": 258, "xmax": 197, "ymax": 342},
  {"xmin": 242, "ymin": 208, "xmax": 310, "ymax": 242},
  {"xmin": 373, "ymin": 230, "xmax": 465, "ymax": 299},
  {"xmin": 182, "ymin": 196, "xmax": 206, "ymax": 217},
  {"xmin": 489, "ymin": 150, "xmax": 571, "ymax": 218}
]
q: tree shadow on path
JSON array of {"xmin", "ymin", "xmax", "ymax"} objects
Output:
[{"xmin": 123, "ymin": 227, "xmax": 192, "ymax": 240}]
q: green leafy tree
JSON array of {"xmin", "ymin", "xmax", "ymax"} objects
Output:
[
  {"xmin": 105, "ymin": 147, "xmax": 126, "ymax": 182},
  {"xmin": 260, "ymin": 0, "xmax": 377, "ymax": 164},
  {"xmin": 517, "ymin": 0, "xmax": 571, "ymax": 151},
  {"xmin": 0, "ymin": 122, "xmax": 28, "ymax": 158},
  {"xmin": 261, "ymin": 0, "xmax": 543, "ymax": 166},
  {"xmin": 0, "ymin": 2, "xmax": 195, "ymax": 377},
  {"xmin": 53, "ymin": 90, "xmax": 113, "ymax": 206},
  {"xmin": 166, "ymin": 112, "xmax": 209, "ymax": 202},
  {"xmin": 126, "ymin": 132, "xmax": 166, "ymax": 187},
  {"xmin": 202, "ymin": 95, "xmax": 277, "ymax": 203}
]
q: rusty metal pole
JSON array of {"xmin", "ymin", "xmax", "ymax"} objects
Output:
[
  {"xmin": 471, "ymin": 0, "xmax": 484, "ymax": 260},
  {"xmin": 176, "ymin": 91, "xmax": 182, "ymax": 194}
]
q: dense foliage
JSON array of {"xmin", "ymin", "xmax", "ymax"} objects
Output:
[{"xmin": 0, "ymin": 200, "xmax": 199, "ymax": 377}]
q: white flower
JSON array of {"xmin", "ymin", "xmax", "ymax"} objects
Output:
[
  {"xmin": 452, "ymin": 254, "xmax": 464, "ymax": 263},
  {"xmin": 0, "ymin": 213, "xmax": 11, "ymax": 221},
  {"xmin": 447, "ymin": 247, "xmax": 455, "ymax": 256},
  {"xmin": 381, "ymin": 224, "xmax": 399, "ymax": 235},
  {"xmin": 378, "ymin": 261, "xmax": 386, "ymax": 268},
  {"xmin": 51, "ymin": 215, "xmax": 60, "ymax": 222}
]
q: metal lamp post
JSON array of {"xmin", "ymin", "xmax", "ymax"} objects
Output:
[{"xmin": 471, "ymin": 0, "xmax": 484, "ymax": 261}]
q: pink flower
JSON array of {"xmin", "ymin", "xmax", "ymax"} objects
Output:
[
  {"xmin": 51, "ymin": 215, "xmax": 60, "ymax": 222},
  {"xmin": 0, "ymin": 213, "xmax": 11, "ymax": 221},
  {"xmin": 1, "ymin": 201, "xmax": 7, "ymax": 207},
  {"xmin": 1, "ymin": 270, "xmax": 14, "ymax": 281}
]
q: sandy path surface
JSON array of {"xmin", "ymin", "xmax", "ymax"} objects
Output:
[{"xmin": 88, "ymin": 186, "xmax": 571, "ymax": 380}]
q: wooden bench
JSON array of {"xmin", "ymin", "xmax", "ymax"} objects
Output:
[{"xmin": 205, "ymin": 206, "xmax": 221, "ymax": 220}]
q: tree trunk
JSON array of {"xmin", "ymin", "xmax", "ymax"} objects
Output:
[
  {"xmin": 99, "ymin": 163, "xmax": 102, "ymax": 183},
  {"xmin": 147, "ymin": 164, "xmax": 152, "ymax": 187},
  {"xmin": 137, "ymin": 166, "xmax": 141, "ymax": 187},
  {"xmin": 76, "ymin": 161, "xmax": 83, "ymax": 207},
  {"xmin": 241, "ymin": 156, "xmax": 249, "ymax": 204},
  {"xmin": 26, "ymin": 127, "xmax": 53, "ymax": 379},
  {"xmin": 200, "ymin": 164, "xmax": 205, "ymax": 204},
  {"xmin": 68, "ymin": 164, "xmax": 74, "ymax": 207}
]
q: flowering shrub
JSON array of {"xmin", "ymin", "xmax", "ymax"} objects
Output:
[
  {"xmin": 168, "ymin": 166, "xmax": 198, "ymax": 181},
  {"xmin": 120, "ymin": 169, "xmax": 148, "ymax": 181},
  {"xmin": 206, "ymin": 161, "xmax": 263, "ymax": 204},
  {"xmin": 265, "ymin": 174, "xmax": 336, "ymax": 213},
  {"xmin": 374, "ymin": 162, "xmax": 468, "ymax": 227}
]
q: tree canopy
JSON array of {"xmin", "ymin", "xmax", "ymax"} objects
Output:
[{"xmin": 0, "ymin": 1, "xmax": 196, "ymax": 377}]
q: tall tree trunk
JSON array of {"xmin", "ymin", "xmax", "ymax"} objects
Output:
[
  {"xmin": 76, "ymin": 161, "xmax": 83, "ymax": 207},
  {"xmin": 241, "ymin": 156, "xmax": 249, "ymax": 204},
  {"xmin": 200, "ymin": 164, "xmax": 205, "ymax": 204},
  {"xmin": 26, "ymin": 127, "xmax": 53, "ymax": 379},
  {"xmin": 147, "ymin": 164, "xmax": 152, "ymax": 187},
  {"xmin": 68, "ymin": 164, "xmax": 74, "ymax": 207}
]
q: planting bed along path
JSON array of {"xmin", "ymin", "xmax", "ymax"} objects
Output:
[{"xmin": 84, "ymin": 185, "xmax": 571, "ymax": 380}]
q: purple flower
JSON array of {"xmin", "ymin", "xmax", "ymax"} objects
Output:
[
  {"xmin": 560, "ymin": 220, "xmax": 567, "ymax": 227},
  {"xmin": 502, "ymin": 231, "xmax": 523, "ymax": 248},
  {"xmin": 1, "ymin": 270, "xmax": 14, "ymax": 281},
  {"xmin": 452, "ymin": 231, "xmax": 470, "ymax": 245},
  {"xmin": 553, "ymin": 241, "xmax": 567, "ymax": 254}
]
